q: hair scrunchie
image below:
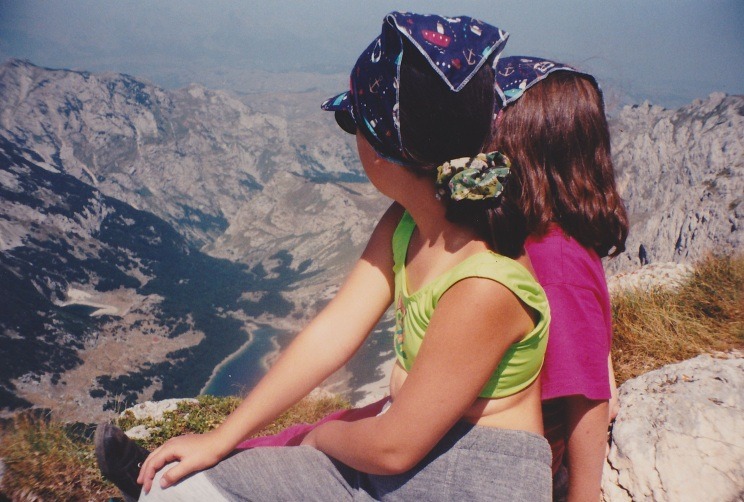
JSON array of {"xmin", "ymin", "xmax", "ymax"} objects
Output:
[{"xmin": 436, "ymin": 151, "xmax": 511, "ymax": 202}]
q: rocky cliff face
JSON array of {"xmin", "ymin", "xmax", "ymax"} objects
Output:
[
  {"xmin": 607, "ymin": 93, "xmax": 743, "ymax": 273},
  {"xmin": 0, "ymin": 59, "xmax": 388, "ymax": 289}
]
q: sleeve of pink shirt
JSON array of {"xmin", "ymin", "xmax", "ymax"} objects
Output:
[
  {"xmin": 539, "ymin": 283, "xmax": 611, "ymax": 401},
  {"xmin": 526, "ymin": 226, "xmax": 613, "ymax": 402}
]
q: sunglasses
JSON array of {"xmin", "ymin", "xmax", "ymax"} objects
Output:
[{"xmin": 335, "ymin": 110, "xmax": 357, "ymax": 135}]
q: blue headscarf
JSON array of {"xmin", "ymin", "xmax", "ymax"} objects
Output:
[
  {"xmin": 494, "ymin": 55, "xmax": 601, "ymax": 107},
  {"xmin": 322, "ymin": 12, "xmax": 508, "ymax": 166}
]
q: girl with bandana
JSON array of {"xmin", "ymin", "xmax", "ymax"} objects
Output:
[{"xmin": 100, "ymin": 13, "xmax": 555, "ymax": 501}]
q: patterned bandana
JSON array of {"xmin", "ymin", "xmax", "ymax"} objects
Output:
[
  {"xmin": 322, "ymin": 12, "xmax": 509, "ymax": 166},
  {"xmin": 435, "ymin": 152, "xmax": 511, "ymax": 202},
  {"xmin": 494, "ymin": 55, "xmax": 600, "ymax": 107}
]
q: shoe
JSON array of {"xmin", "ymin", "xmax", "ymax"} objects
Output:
[{"xmin": 95, "ymin": 423, "xmax": 150, "ymax": 501}]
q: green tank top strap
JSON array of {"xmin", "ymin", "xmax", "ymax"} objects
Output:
[{"xmin": 392, "ymin": 210, "xmax": 416, "ymax": 274}]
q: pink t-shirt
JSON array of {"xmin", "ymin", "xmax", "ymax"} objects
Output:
[
  {"xmin": 526, "ymin": 225, "xmax": 612, "ymax": 400},
  {"xmin": 526, "ymin": 225, "xmax": 613, "ymax": 472}
]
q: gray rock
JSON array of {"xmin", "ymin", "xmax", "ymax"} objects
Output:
[
  {"xmin": 124, "ymin": 424, "xmax": 151, "ymax": 440},
  {"xmin": 607, "ymin": 93, "xmax": 743, "ymax": 275},
  {"xmin": 121, "ymin": 398, "xmax": 198, "ymax": 421},
  {"xmin": 602, "ymin": 353, "xmax": 744, "ymax": 501},
  {"xmin": 607, "ymin": 262, "xmax": 693, "ymax": 296}
]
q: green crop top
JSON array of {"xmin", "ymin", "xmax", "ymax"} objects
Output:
[{"xmin": 392, "ymin": 211, "xmax": 550, "ymax": 399}]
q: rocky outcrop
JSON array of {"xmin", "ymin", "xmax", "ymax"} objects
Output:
[
  {"xmin": 602, "ymin": 352, "xmax": 744, "ymax": 502},
  {"xmin": 122, "ymin": 398, "xmax": 198, "ymax": 440},
  {"xmin": 606, "ymin": 262, "xmax": 693, "ymax": 295},
  {"xmin": 608, "ymin": 93, "xmax": 743, "ymax": 274}
]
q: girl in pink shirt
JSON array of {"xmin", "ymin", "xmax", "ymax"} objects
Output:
[{"xmin": 491, "ymin": 57, "xmax": 629, "ymax": 501}]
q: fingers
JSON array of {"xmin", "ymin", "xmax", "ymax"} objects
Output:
[
  {"xmin": 138, "ymin": 443, "xmax": 179, "ymax": 493},
  {"xmin": 159, "ymin": 460, "xmax": 194, "ymax": 489}
]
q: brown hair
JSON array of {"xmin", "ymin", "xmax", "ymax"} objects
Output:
[
  {"xmin": 489, "ymin": 71, "xmax": 628, "ymax": 257},
  {"xmin": 398, "ymin": 41, "xmax": 527, "ymax": 258}
]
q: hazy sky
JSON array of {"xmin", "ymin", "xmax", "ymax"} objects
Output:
[{"xmin": 1, "ymin": 1, "xmax": 742, "ymax": 107}]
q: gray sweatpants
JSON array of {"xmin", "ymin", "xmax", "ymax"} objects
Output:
[{"xmin": 140, "ymin": 422, "xmax": 551, "ymax": 501}]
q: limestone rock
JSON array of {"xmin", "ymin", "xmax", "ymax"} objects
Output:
[
  {"xmin": 124, "ymin": 424, "xmax": 151, "ymax": 440},
  {"xmin": 602, "ymin": 353, "xmax": 744, "ymax": 501},
  {"xmin": 122, "ymin": 398, "xmax": 198, "ymax": 422},
  {"xmin": 607, "ymin": 93, "xmax": 743, "ymax": 275},
  {"xmin": 607, "ymin": 262, "xmax": 694, "ymax": 296}
]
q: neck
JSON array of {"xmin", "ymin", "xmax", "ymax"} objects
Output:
[{"xmin": 393, "ymin": 169, "xmax": 486, "ymax": 253}]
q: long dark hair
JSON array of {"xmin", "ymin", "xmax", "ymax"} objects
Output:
[
  {"xmin": 489, "ymin": 71, "xmax": 628, "ymax": 257},
  {"xmin": 398, "ymin": 42, "xmax": 527, "ymax": 258}
]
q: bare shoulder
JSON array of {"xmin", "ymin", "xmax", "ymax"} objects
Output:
[
  {"xmin": 374, "ymin": 202, "xmax": 405, "ymax": 238},
  {"xmin": 438, "ymin": 277, "xmax": 535, "ymax": 344}
]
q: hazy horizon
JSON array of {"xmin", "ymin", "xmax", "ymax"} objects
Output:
[{"xmin": 1, "ymin": 1, "xmax": 743, "ymax": 108}]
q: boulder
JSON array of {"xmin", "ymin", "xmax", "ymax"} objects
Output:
[
  {"xmin": 121, "ymin": 398, "xmax": 198, "ymax": 422},
  {"xmin": 607, "ymin": 262, "xmax": 693, "ymax": 296},
  {"xmin": 602, "ymin": 352, "xmax": 744, "ymax": 501}
]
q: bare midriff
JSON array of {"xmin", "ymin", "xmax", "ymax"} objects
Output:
[{"xmin": 389, "ymin": 361, "xmax": 544, "ymax": 434}]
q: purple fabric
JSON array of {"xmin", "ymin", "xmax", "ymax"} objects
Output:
[
  {"xmin": 525, "ymin": 225, "xmax": 612, "ymax": 402},
  {"xmin": 235, "ymin": 397, "xmax": 390, "ymax": 450}
]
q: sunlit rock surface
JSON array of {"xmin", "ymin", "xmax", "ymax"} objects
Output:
[{"xmin": 602, "ymin": 353, "xmax": 744, "ymax": 502}]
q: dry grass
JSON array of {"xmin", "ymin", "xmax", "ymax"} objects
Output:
[
  {"xmin": 0, "ymin": 413, "xmax": 117, "ymax": 501},
  {"xmin": 611, "ymin": 254, "xmax": 744, "ymax": 383},
  {"xmin": 0, "ymin": 394, "xmax": 350, "ymax": 501}
]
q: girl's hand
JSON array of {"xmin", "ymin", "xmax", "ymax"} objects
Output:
[{"xmin": 137, "ymin": 431, "xmax": 228, "ymax": 493}]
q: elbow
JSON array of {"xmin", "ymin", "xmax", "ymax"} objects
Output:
[
  {"xmin": 361, "ymin": 416, "xmax": 428, "ymax": 474},
  {"xmin": 373, "ymin": 446, "xmax": 422, "ymax": 475}
]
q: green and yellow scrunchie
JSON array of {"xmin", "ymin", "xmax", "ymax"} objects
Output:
[{"xmin": 435, "ymin": 151, "xmax": 511, "ymax": 202}]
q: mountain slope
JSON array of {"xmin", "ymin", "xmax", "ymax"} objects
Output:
[
  {"xmin": 607, "ymin": 93, "xmax": 743, "ymax": 272},
  {"xmin": 0, "ymin": 134, "xmax": 313, "ymax": 419},
  {"xmin": 0, "ymin": 58, "xmax": 386, "ymax": 273}
]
